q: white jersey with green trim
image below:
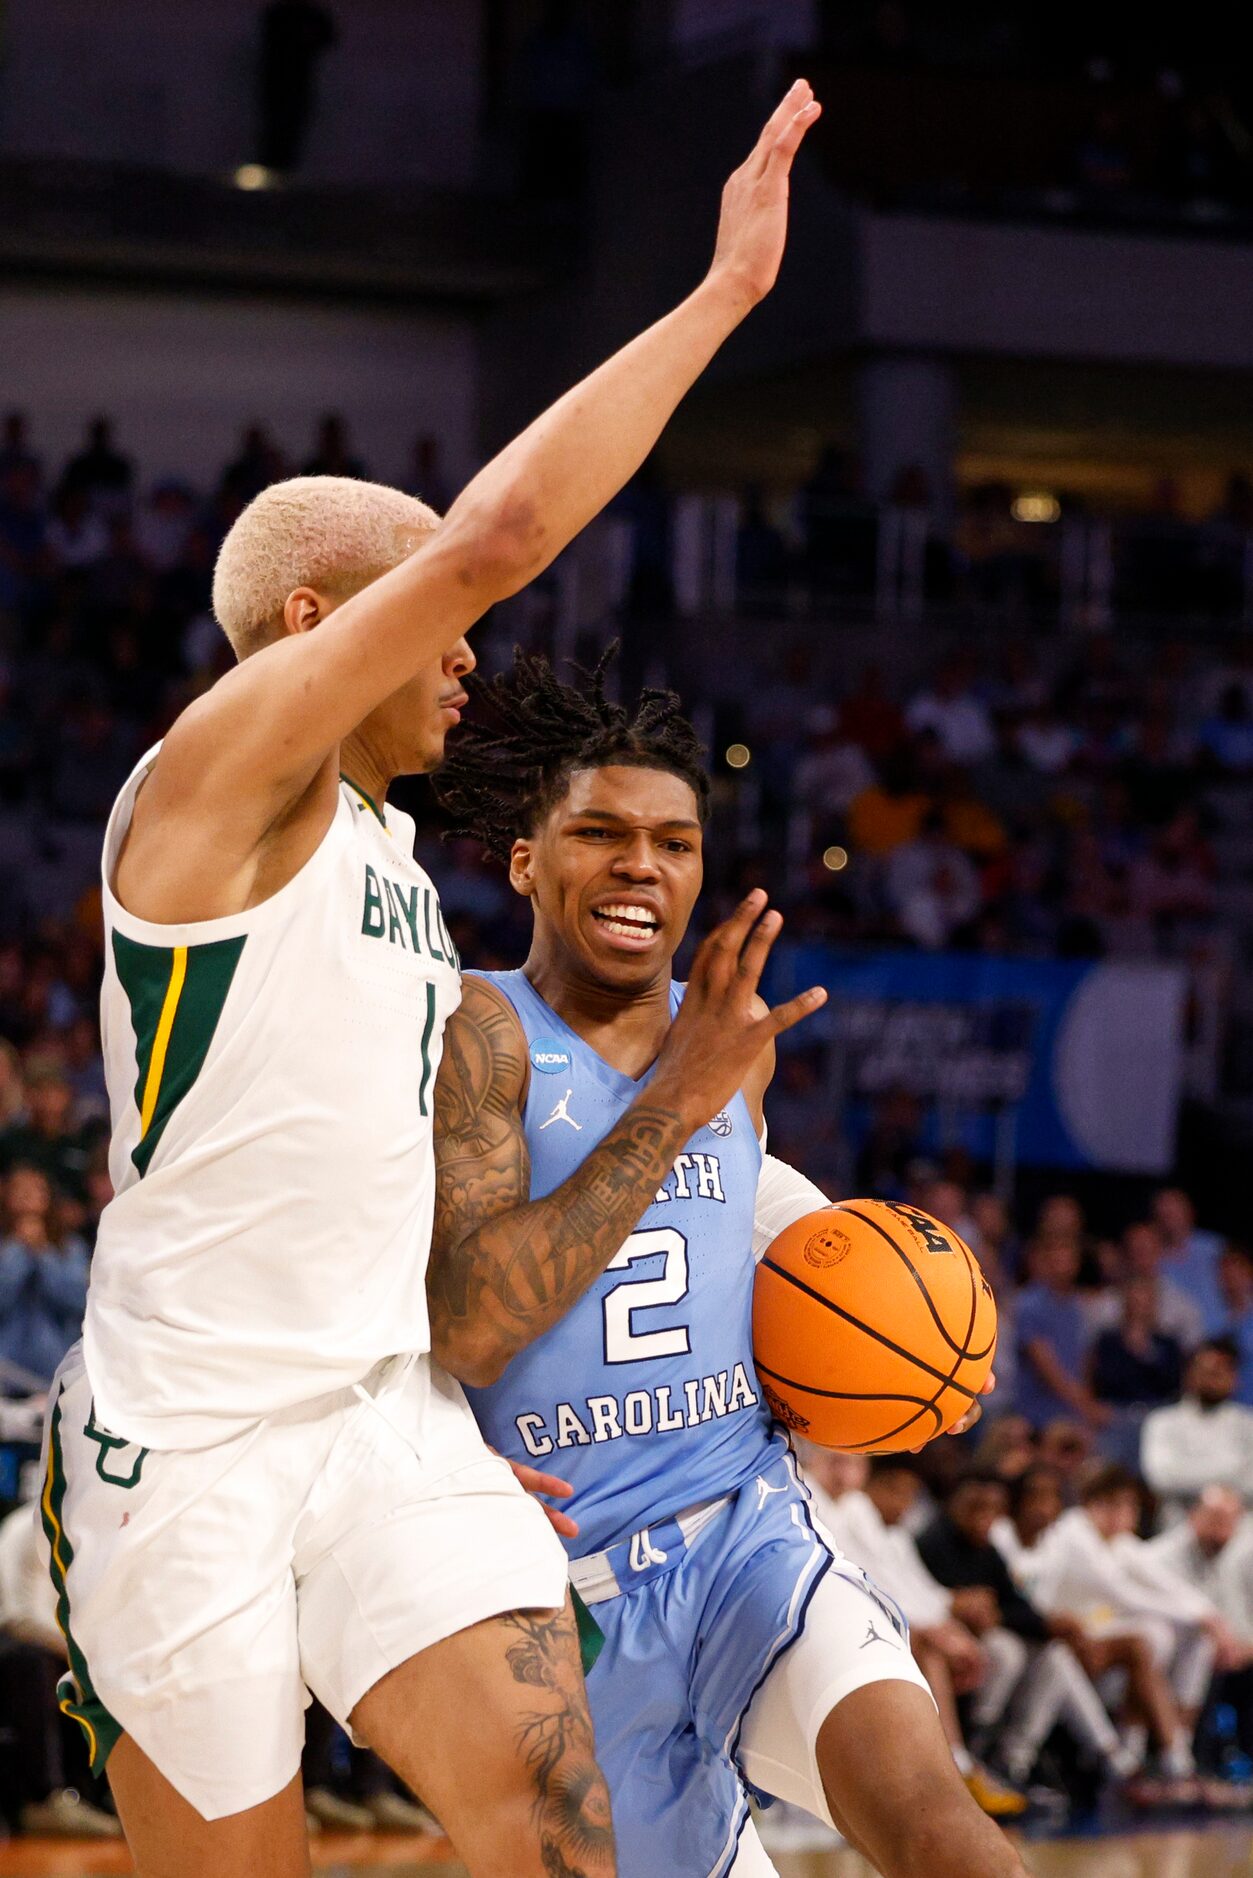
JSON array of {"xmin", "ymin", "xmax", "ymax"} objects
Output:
[{"xmin": 85, "ymin": 747, "xmax": 461, "ymax": 1450}]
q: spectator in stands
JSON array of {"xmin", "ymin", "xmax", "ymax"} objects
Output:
[
  {"xmin": 49, "ymin": 693, "xmax": 139, "ymax": 826},
  {"xmin": 918, "ymin": 1178, "xmax": 980, "ymax": 1255},
  {"xmin": 1014, "ymin": 1230, "xmax": 1105, "ymax": 1434},
  {"xmin": 918, "ymin": 1473, "xmax": 1138, "ymax": 1789},
  {"xmin": 61, "ymin": 417, "xmax": 133, "ymax": 516},
  {"xmin": 1141, "ymin": 1339, "xmax": 1253, "ymax": 1526},
  {"xmin": 44, "ymin": 484, "xmax": 108, "ymax": 571},
  {"xmin": 883, "ymin": 811, "xmax": 981, "ymax": 949},
  {"xmin": 935, "ymin": 767, "xmax": 1009, "ymax": 865},
  {"xmin": 993, "ymin": 1466, "xmax": 1204, "ymax": 1796},
  {"xmin": 1145, "ymin": 1488, "xmax": 1253, "ymax": 1765},
  {"xmin": 1090, "ymin": 1273, "xmax": 1186, "ymax": 1465},
  {"xmin": 968, "ymin": 1192, "xmax": 1021, "ymax": 1288},
  {"xmin": 1030, "ymin": 1466, "xmax": 1219, "ymax": 1792},
  {"xmin": 302, "ymin": 412, "xmax": 367, "ymax": 480},
  {"xmin": 219, "ymin": 425, "xmax": 286, "ymax": 507},
  {"xmin": 1153, "ymin": 1186, "xmax": 1227, "ymax": 1336},
  {"xmin": 905, "ymin": 660, "xmax": 996, "ymax": 766},
  {"xmin": 1217, "ymin": 1242, "xmax": 1253, "ymax": 1406},
  {"xmin": 808, "ymin": 1451, "xmax": 1026, "ymax": 1818},
  {"xmin": 846, "ymin": 742, "xmax": 933, "ymax": 857},
  {"xmin": 133, "ymin": 480, "xmax": 197, "ymax": 574},
  {"xmin": 794, "ymin": 704, "xmax": 876, "ymax": 821},
  {"xmin": 1089, "ymin": 1219, "xmax": 1204, "ymax": 1350},
  {"xmin": 0, "ymin": 1504, "xmax": 121, "ymax": 1836},
  {"xmin": 0, "ymin": 1063, "xmax": 89, "ymax": 1204},
  {"xmin": 1129, "ymin": 807, "xmax": 1218, "ymax": 949},
  {"xmin": 0, "ymin": 1164, "xmax": 89, "ymax": 1387},
  {"xmin": 0, "ymin": 460, "xmax": 47, "ymax": 622},
  {"xmin": 972, "ymin": 1417, "xmax": 1036, "ymax": 1484},
  {"xmin": 991, "ymin": 1463, "xmax": 1067, "ymax": 1588}
]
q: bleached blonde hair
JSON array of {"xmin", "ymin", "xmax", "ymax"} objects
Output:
[{"xmin": 212, "ymin": 475, "xmax": 441, "ymax": 658}]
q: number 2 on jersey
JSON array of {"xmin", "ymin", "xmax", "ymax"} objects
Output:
[{"xmin": 602, "ymin": 1227, "xmax": 692, "ymax": 1364}]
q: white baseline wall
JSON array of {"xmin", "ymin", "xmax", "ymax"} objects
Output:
[{"xmin": 0, "ymin": 286, "xmax": 479, "ymax": 492}]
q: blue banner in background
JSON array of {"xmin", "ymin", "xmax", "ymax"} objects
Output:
[{"xmin": 765, "ymin": 946, "xmax": 1187, "ymax": 1173}]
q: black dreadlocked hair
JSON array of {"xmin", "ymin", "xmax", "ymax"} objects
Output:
[{"xmin": 433, "ymin": 645, "xmax": 710, "ymax": 864}]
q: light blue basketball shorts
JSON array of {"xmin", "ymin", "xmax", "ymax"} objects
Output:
[{"xmin": 570, "ymin": 1447, "xmax": 929, "ymax": 1878}]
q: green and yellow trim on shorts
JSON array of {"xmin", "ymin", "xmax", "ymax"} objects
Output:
[
  {"xmin": 112, "ymin": 930, "xmax": 246, "ymax": 1175},
  {"xmin": 40, "ymin": 1391, "xmax": 123, "ymax": 1775}
]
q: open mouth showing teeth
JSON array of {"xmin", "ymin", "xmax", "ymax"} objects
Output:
[{"xmin": 591, "ymin": 903, "xmax": 661, "ymax": 939}]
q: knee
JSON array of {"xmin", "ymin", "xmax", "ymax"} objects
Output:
[
  {"xmin": 463, "ymin": 1770, "xmax": 616, "ymax": 1878},
  {"xmin": 464, "ymin": 1794, "xmax": 616, "ymax": 1878}
]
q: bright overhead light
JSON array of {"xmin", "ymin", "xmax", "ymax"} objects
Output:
[
  {"xmin": 726, "ymin": 743, "xmax": 751, "ymax": 769},
  {"xmin": 822, "ymin": 845, "xmax": 849, "ymax": 872},
  {"xmin": 234, "ymin": 163, "xmax": 275, "ymax": 191},
  {"xmin": 1012, "ymin": 492, "xmax": 1060, "ymax": 524}
]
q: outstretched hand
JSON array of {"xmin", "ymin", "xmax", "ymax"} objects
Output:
[
  {"xmin": 653, "ymin": 888, "xmax": 826, "ymax": 1130},
  {"xmin": 709, "ymin": 79, "xmax": 822, "ymax": 308}
]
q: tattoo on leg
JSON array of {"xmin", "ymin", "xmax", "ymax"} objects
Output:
[{"xmin": 503, "ymin": 1609, "xmax": 615, "ymax": 1875}]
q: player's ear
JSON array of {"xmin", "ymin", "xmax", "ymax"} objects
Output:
[
  {"xmin": 282, "ymin": 586, "xmax": 330, "ymax": 636},
  {"xmin": 509, "ymin": 839, "xmax": 537, "ymax": 898}
]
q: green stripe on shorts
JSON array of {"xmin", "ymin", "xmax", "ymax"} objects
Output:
[
  {"xmin": 40, "ymin": 1392, "xmax": 123, "ymax": 1774},
  {"xmin": 572, "ymin": 1587, "xmax": 604, "ymax": 1676}
]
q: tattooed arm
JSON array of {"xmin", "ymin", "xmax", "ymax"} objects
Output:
[
  {"xmin": 428, "ymin": 974, "xmax": 695, "ymax": 1387},
  {"xmin": 427, "ymin": 891, "xmax": 826, "ymax": 1387}
]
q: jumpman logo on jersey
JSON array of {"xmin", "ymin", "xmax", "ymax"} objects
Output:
[
  {"xmin": 540, "ymin": 1089, "xmax": 582, "ymax": 1132},
  {"xmin": 756, "ymin": 1476, "xmax": 788, "ymax": 1511},
  {"xmin": 861, "ymin": 1618, "xmax": 890, "ymax": 1650}
]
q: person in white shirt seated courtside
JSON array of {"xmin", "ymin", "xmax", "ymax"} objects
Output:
[
  {"xmin": 1029, "ymin": 1465, "xmax": 1235, "ymax": 1794},
  {"xmin": 1141, "ymin": 1339, "xmax": 1253, "ymax": 1528}
]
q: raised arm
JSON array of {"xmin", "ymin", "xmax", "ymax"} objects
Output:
[
  {"xmin": 428, "ymin": 893, "xmax": 825, "ymax": 1386},
  {"xmin": 150, "ymin": 83, "xmax": 822, "ymax": 836}
]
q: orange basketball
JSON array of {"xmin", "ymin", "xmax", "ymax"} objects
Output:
[{"xmin": 752, "ymin": 1200, "xmax": 997, "ymax": 1453}]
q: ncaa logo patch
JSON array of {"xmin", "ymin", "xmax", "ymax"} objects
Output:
[
  {"xmin": 709, "ymin": 1111, "xmax": 733, "ymax": 1138},
  {"xmin": 530, "ymin": 1036, "xmax": 573, "ymax": 1075}
]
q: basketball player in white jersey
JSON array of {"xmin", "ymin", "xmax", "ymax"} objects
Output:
[{"xmin": 37, "ymin": 82, "xmax": 822, "ymax": 1878}]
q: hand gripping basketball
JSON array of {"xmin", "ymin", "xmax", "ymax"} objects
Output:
[{"xmin": 651, "ymin": 889, "xmax": 826, "ymax": 1132}]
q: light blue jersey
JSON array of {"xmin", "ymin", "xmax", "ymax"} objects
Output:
[
  {"xmin": 466, "ymin": 969, "xmax": 787, "ymax": 1556},
  {"xmin": 462, "ymin": 969, "xmax": 914, "ymax": 1878}
]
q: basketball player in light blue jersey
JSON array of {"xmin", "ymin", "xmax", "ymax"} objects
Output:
[{"xmin": 425, "ymin": 656, "xmax": 1026, "ymax": 1878}]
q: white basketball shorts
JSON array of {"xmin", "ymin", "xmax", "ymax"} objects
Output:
[{"xmin": 39, "ymin": 1341, "xmax": 568, "ymax": 1820}]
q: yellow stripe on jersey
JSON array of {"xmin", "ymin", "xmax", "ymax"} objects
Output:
[{"xmin": 139, "ymin": 945, "xmax": 188, "ymax": 1138}]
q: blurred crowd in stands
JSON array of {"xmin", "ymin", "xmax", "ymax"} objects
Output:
[{"xmin": 3, "ymin": 406, "xmax": 1253, "ymax": 1833}]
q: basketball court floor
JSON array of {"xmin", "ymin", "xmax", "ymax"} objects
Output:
[{"xmin": 0, "ymin": 1822, "xmax": 1247, "ymax": 1876}]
